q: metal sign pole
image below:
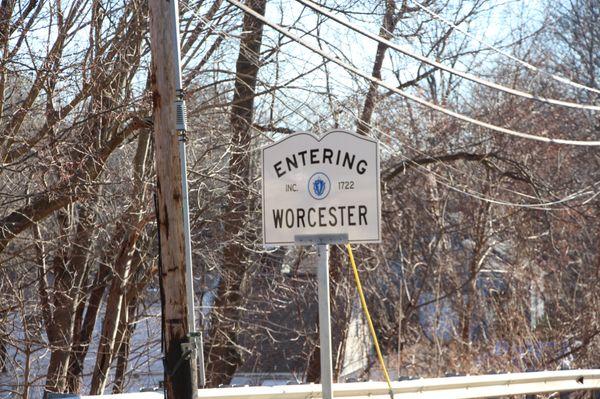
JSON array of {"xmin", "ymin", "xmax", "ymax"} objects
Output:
[{"xmin": 317, "ymin": 244, "xmax": 334, "ymax": 399}]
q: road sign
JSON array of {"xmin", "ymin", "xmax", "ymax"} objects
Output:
[{"xmin": 261, "ymin": 130, "xmax": 381, "ymax": 245}]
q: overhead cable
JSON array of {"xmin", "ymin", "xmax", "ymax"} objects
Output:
[
  {"xmin": 296, "ymin": 52, "xmax": 600, "ymax": 206},
  {"xmin": 294, "ymin": 0, "xmax": 600, "ymax": 111},
  {"xmin": 254, "ymin": 60, "xmax": 600, "ymax": 209},
  {"xmin": 407, "ymin": 0, "xmax": 600, "ymax": 95},
  {"xmin": 189, "ymin": 1, "xmax": 600, "ymax": 209},
  {"xmin": 226, "ymin": 0, "xmax": 600, "ymax": 146}
]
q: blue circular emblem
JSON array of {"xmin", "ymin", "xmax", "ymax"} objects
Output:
[{"xmin": 308, "ymin": 172, "xmax": 331, "ymax": 200}]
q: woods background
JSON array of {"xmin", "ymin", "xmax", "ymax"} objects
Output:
[{"xmin": 0, "ymin": 0, "xmax": 599, "ymax": 397}]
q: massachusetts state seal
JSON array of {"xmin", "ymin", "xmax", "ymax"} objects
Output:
[{"xmin": 308, "ymin": 172, "xmax": 331, "ymax": 200}]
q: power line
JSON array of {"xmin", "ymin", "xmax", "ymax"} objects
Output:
[
  {"xmin": 294, "ymin": 0, "xmax": 600, "ymax": 111},
  {"xmin": 259, "ymin": 64, "xmax": 600, "ymax": 210},
  {"xmin": 407, "ymin": 0, "xmax": 600, "ymax": 96},
  {"xmin": 225, "ymin": 0, "xmax": 600, "ymax": 146},
  {"xmin": 371, "ymin": 125, "xmax": 599, "ymax": 209},
  {"xmin": 186, "ymin": 1, "xmax": 600, "ymax": 209},
  {"xmin": 279, "ymin": 47, "xmax": 600, "ymax": 207}
]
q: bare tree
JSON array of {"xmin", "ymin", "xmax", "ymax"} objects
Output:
[
  {"xmin": 1, "ymin": 0, "xmax": 599, "ymax": 396},
  {"xmin": 205, "ymin": 0, "xmax": 268, "ymax": 387}
]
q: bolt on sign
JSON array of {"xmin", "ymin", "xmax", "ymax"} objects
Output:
[{"xmin": 262, "ymin": 130, "xmax": 381, "ymax": 245}]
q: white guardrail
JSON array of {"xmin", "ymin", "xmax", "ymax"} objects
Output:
[{"xmin": 80, "ymin": 370, "xmax": 600, "ymax": 399}]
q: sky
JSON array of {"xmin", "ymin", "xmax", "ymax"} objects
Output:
[
  {"xmin": 236, "ymin": 0, "xmax": 550, "ymax": 138},
  {"xmin": 9, "ymin": 0, "xmax": 550, "ymax": 139}
]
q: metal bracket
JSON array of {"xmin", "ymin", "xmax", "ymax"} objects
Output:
[
  {"xmin": 180, "ymin": 333, "xmax": 202, "ymax": 397},
  {"xmin": 181, "ymin": 332, "xmax": 201, "ymax": 352},
  {"xmin": 180, "ymin": 342, "xmax": 195, "ymax": 353},
  {"xmin": 294, "ymin": 234, "xmax": 349, "ymax": 246}
]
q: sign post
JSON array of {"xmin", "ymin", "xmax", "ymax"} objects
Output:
[
  {"xmin": 317, "ymin": 244, "xmax": 333, "ymax": 399},
  {"xmin": 262, "ymin": 130, "xmax": 380, "ymax": 399}
]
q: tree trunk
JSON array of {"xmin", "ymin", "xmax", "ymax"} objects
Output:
[
  {"xmin": 66, "ymin": 263, "xmax": 111, "ymax": 393},
  {"xmin": 0, "ymin": 0, "xmax": 16, "ymax": 123},
  {"xmin": 44, "ymin": 205, "xmax": 94, "ymax": 395},
  {"xmin": 305, "ymin": 345, "xmax": 321, "ymax": 382},
  {"xmin": 0, "ymin": 323, "xmax": 6, "ymax": 373},
  {"xmin": 111, "ymin": 295, "xmax": 134, "ymax": 394},
  {"xmin": 357, "ymin": 0, "xmax": 399, "ymax": 136},
  {"xmin": 89, "ymin": 222, "xmax": 145, "ymax": 395},
  {"xmin": 205, "ymin": 0, "xmax": 267, "ymax": 387}
]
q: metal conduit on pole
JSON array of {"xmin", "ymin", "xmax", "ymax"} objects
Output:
[{"xmin": 170, "ymin": 0, "xmax": 206, "ymax": 391}]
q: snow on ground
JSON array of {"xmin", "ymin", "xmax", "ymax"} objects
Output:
[
  {"xmin": 0, "ymin": 304, "xmax": 164, "ymax": 398},
  {"xmin": 79, "ymin": 393, "xmax": 163, "ymax": 399}
]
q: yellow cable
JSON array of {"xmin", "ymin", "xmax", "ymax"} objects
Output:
[{"xmin": 345, "ymin": 244, "xmax": 395, "ymax": 399}]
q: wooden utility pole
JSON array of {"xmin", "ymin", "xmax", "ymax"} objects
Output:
[{"xmin": 149, "ymin": 1, "xmax": 198, "ymax": 398}]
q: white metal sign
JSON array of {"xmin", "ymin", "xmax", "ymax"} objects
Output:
[{"xmin": 262, "ymin": 130, "xmax": 381, "ymax": 245}]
